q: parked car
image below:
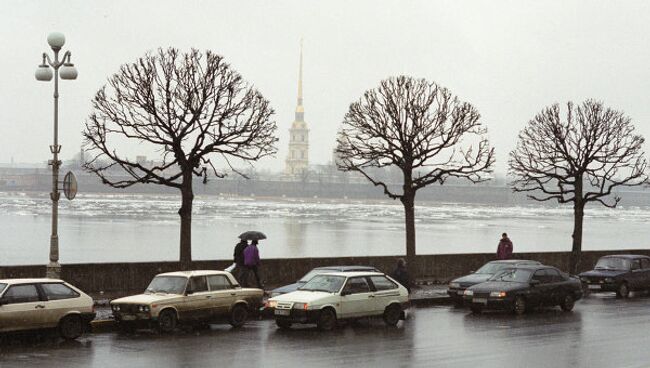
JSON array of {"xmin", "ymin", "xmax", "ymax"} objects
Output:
[
  {"xmin": 579, "ymin": 255, "xmax": 650, "ymax": 298},
  {"xmin": 267, "ymin": 271, "xmax": 409, "ymax": 330},
  {"xmin": 269, "ymin": 266, "xmax": 380, "ymax": 298},
  {"xmin": 463, "ymin": 265, "xmax": 583, "ymax": 315},
  {"xmin": 447, "ymin": 260, "xmax": 541, "ymax": 305},
  {"xmin": 0, "ymin": 278, "xmax": 95, "ymax": 340},
  {"xmin": 111, "ymin": 270, "xmax": 263, "ymax": 332}
]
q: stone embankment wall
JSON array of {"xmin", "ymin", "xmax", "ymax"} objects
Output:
[{"xmin": 2, "ymin": 249, "xmax": 649, "ymax": 296}]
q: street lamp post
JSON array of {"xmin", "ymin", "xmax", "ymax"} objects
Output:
[{"xmin": 35, "ymin": 32, "xmax": 78, "ymax": 279}]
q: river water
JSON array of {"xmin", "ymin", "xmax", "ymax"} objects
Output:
[{"xmin": 1, "ymin": 192, "xmax": 649, "ymax": 266}]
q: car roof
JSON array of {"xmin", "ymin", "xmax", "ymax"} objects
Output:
[
  {"xmin": 601, "ymin": 254, "xmax": 650, "ymax": 260},
  {"xmin": 313, "ymin": 266, "xmax": 379, "ymax": 271},
  {"xmin": 0, "ymin": 278, "xmax": 64, "ymax": 284},
  {"xmin": 317, "ymin": 271, "xmax": 385, "ymax": 277},
  {"xmin": 488, "ymin": 259, "xmax": 541, "ymax": 264},
  {"xmin": 506, "ymin": 265, "xmax": 554, "ymax": 271},
  {"xmin": 156, "ymin": 270, "xmax": 230, "ymax": 277}
]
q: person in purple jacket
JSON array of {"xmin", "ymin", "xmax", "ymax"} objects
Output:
[
  {"xmin": 242, "ymin": 240, "xmax": 263, "ymax": 289},
  {"xmin": 496, "ymin": 233, "xmax": 514, "ymax": 260}
]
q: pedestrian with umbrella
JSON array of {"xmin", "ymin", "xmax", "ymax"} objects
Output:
[
  {"xmin": 239, "ymin": 231, "xmax": 266, "ymax": 289},
  {"xmin": 231, "ymin": 238, "xmax": 248, "ymax": 283}
]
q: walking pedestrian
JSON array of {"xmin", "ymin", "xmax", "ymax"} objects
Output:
[
  {"xmin": 392, "ymin": 258, "xmax": 411, "ymax": 293},
  {"xmin": 496, "ymin": 232, "xmax": 513, "ymax": 260},
  {"xmin": 243, "ymin": 239, "xmax": 263, "ymax": 289},
  {"xmin": 232, "ymin": 239, "xmax": 248, "ymax": 283}
]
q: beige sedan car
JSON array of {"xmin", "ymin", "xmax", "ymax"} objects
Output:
[
  {"xmin": 0, "ymin": 278, "xmax": 95, "ymax": 340},
  {"xmin": 111, "ymin": 270, "xmax": 263, "ymax": 332}
]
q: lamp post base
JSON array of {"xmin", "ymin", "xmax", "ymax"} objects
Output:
[{"xmin": 46, "ymin": 262, "xmax": 61, "ymax": 279}]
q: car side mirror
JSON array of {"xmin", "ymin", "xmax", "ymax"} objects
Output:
[
  {"xmin": 530, "ymin": 280, "xmax": 540, "ymax": 286},
  {"xmin": 340, "ymin": 290, "xmax": 351, "ymax": 296},
  {"xmin": 185, "ymin": 288, "xmax": 193, "ymax": 295},
  {"xmin": 469, "ymin": 270, "xmax": 475, "ymax": 274}
]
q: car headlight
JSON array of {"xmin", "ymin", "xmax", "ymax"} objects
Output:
[
  {"xmin": 449, "ymin": 282, "xmax": 460, "ymax": 289},
  {"xmin": 138, "ymin": 305, "xmax": 150, "ymax": 312},
  {"xmin": 267, "ymin": 300, "xmax": 278, "ymax": 308},
  {"xmin": 293, "ymin": 303, "xmax": 309, "ymax": 310},
  {"xmin": 112, "ymin": 305, "xmax": 120, "ymax": 311},
  {"xmin": 605, "ymin": 278, "xmax": 614, "ymax": 283},
  {"xmin": 464, "ymin": 290, "xmax": 474, "ymax": 296},
  {"xmin": 490, "ymin": 291, "xmax": 507, "ymax": 298}
]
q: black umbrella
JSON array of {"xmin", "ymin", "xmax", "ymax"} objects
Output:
[{"xmin": 238, "ymin": 231, "xmax": 267, "ymax": 241}]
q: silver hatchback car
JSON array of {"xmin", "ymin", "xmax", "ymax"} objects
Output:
[{"xmin": 0, "ymin": 278, "xmax": 95, "ymax": 339}]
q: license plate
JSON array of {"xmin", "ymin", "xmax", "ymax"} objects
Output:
[
  {"xmin": 274, "ymin": 309, "xmax": 290, "ymax": 316},
  {"xmin": 121, "ymin": 315, "xmax": 136, "ymax": 321},
  {"xmin": 588, "ymin": 284, "xmax": 601, "ymax": 290},
  {"xmin": 473, "ymin": 298, "xmax": 487, "ymax": 305},
  {"xmin": 457, "ymin": 290, "xmax": 464, "ymax": 295}
]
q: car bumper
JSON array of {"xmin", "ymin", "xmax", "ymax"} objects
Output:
[
  {"xmin": 582, "ymin": 282, "xmax": 618, "ymax": 293},
  {"xmin": 273, "ymin": 308, "xmax": 321, "ymax": 324},
  {"xmin": 464, "ymin": 296, "xmax": 513, "ymax": 310},
  {"xmin": 447, "ymin": 288, "xmax": 467, "ymax": 301},
  {"xmin": 113, "ymin": 311, "xmax": 153, "ymax": 322}
]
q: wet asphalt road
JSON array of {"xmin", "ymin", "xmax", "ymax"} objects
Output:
[{"xmin": 2, "ymin": 294, "xmax": 650, "ymax": 368}]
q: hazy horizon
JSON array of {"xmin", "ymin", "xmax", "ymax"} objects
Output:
[{"xmin": 2, "ymin": 0, "xmax": 650, "ymax": 176}]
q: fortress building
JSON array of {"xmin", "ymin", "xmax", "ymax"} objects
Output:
[{"xmin": 284, "ymin": 40, "xmax": 309, "ymax": 178}]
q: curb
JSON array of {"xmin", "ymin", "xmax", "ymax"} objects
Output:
[{"xmin": 410, "ymin": 295, "xmax": 452, "ymax": 306}]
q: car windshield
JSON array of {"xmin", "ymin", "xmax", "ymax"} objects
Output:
[
  {"xmin": 298, "ymin": 269, "xmax": 333, "ymax": 283},
  {"xmin": 489, "ymin": 269, "xmax": 532, "ymax": 283},
  {"xmin": 0, "ymin": 283, "xmax": 6, "ymax": 294},
  {"xmin": 145, "ymin": 276, "xmax": 188, "ymax": 294},
  {"xmin": 476, "ymin": 262, "xmax": 515, "ymax": 274},
  {"xmin": 595, "ymin": 258, "xmax": 631, "ymax": 270},
  {"xmin": 299, "ymin": 275, "xmax": 346, "ymax": 293}
]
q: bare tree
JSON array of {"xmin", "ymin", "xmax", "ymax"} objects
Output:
[
  {"xmin": 509, "ymin": 100, "xmax": 647, "ymax": 273},
  {"xmin": 336, "ymin": 76, "xmax": 494, "ymax": 267},
  {"xmin": 83, "ymin": 48, "xmax": 277, "ymax": 267}
]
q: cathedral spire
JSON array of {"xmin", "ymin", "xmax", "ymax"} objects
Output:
[{"xmin": 295, "ymin": 38, "xmax": 304, "ymax": 121}]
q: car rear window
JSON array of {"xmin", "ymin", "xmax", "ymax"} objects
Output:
[
  {"xmin": 207, "ymin": 275, "xmax": 232, "ymax": 290},
  {"xmin": 41, "ymin": 283, "xmax": 80, "ymax": 300},
  {"xmin": 370, "ymin": 276, "xmax": 398, "ymax": 291}
]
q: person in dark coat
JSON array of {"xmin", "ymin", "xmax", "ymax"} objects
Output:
[
  {"xmin": 232, "ymin": 239, "xmax": 248, "ymax": 283},
  {"xmin": 392, "ymin": 258, "xmax": 411, "ymax": 293},
  {"xmin": 243, "ymin": 240, "xmax": 263, "ymax": 289},
  {"xmin": 496, "ymin": 233, "xmax": 513, "ymax": 260}
]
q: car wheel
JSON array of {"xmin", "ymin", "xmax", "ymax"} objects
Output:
[
  {"xmin": 513, "ymin": 296, "xmax": 527, "ymax": 315},
  {"xmin": 157, "ymin": 309, "xmax": 177, "ymax": 333},
  {"xmin": 59, "ymin": 315, "xmax": 83, "ymax": 340},
  {"xmin": 470, "ymin": 305, "xmax": 482, "ymax": 314},
  {"xmin": 276, "ymin": 319, "xmax": 292, "ymax": 329},
  {"xmin": 616, "ymin": 282, "xmax": 630, "ymax": 299},
  {"xmin": 581, "ymin": 283, "xmax": 590, "ymax": 297},
  {"xmin": 560, "ymin": 294, "xmax": 575, "ymax": 312},
  {"xmin": 383, "ymin": 304, "xmax": 402, "ymax": 326},
  {"xmin": 317, "ymin": 308, "xmax": 337, "ymax": 331},
  {"xmin": 229, "ymin": 304, "xmax": 248, "ymax": 328}
]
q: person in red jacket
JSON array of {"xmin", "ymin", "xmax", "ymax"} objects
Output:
[{"xmin": 496, "ymin": 233, "xmax": 513, "ymax": 260}]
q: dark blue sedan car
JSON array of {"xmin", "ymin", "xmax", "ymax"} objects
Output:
[{"xmin": 579, "ymin": 255, "xmax": 650, "ymax": 298}]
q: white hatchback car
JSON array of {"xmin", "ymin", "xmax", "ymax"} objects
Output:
[
  {"xmin": 0, "ymin": 278, "xmax": 95, "ymax": 339},
  {"xmin": 267, "ymin": 271, "xmax": 409, "ymax": 330}
]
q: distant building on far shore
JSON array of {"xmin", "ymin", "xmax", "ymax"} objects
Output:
[{"xmin": 285, "ymin": 40, "xmax": 309, "ymax": 179}]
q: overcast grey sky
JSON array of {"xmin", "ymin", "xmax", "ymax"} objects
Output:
[{"xmin": 2, "ymin": 0, "xmax": 650, "ymax": 174}]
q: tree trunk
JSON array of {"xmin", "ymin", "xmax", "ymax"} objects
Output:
[
  {"xmin": 401, "ymin": 191, "xmax": 417, "ymax": 273},
  {"xmin": 570, "ymin": 177, "xmax": 584, "ymax": 274},
  {"xmin": 179, "ymin": 172, "xmax": 194, "ymax": 269}
]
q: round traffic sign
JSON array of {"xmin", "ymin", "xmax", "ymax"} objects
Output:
[{"xmin": 63, "ymin": 171, "xmax": 77, "ymax": 200}]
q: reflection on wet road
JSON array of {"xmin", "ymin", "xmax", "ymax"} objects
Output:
[{"xmin": 2, "ymin": 295, "xmax": 650, "ymax": 368}]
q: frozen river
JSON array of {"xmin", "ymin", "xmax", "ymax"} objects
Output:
[{"xmin": 1, "ymin": 192, "xmax": 649, "ymax": 265}]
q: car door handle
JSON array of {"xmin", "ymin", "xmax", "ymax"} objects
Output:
[
  {"xmin": 35, "ymin": 305, "xmax": 45, "ymax": 309},
  {"xmin": 368, "ymin": 295, "xmax": 375, "ymax": 298},
  {"xmin": 230, "ymin": 293, "xmax": 237, "ymax": 296},
  {"xmin": 206, "ymin": 296, "xmax": 213, "ymax": 299}
]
